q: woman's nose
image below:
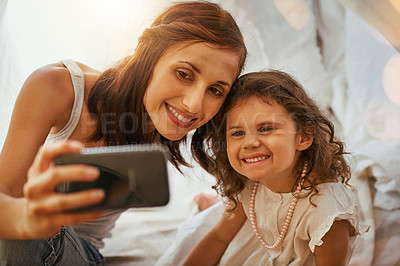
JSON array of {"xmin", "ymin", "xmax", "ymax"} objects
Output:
[
  {"xmin": 243, "ymin": 134, "xmax": 261, "ymax": 149},
  {"xmin": 182, "ymin": 86, "xmax": 205, "ymax": 114}
]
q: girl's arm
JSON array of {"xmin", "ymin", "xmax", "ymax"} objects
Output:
[
  {"xmin": 0, "ymin": 65, "xmax": 104, "ymax": 239},
  {"xmin": 314, "ymin": 220, "xmax": 353, "ymax": 266},
  {"xmin": 183, "ymin": 202, "xmax": 247, "ymax": 266}
]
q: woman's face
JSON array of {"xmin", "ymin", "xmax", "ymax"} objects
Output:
[{"xmin": 143, "ymin": 42, "xmax": 239, "ymax": 140}]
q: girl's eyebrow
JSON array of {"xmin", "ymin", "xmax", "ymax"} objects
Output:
[
  {"xmin": 227, "ymin": 125, "xmax": 242, "ymax": 131},
  {"xmin": 254, "ymin": 121, "xmax": 285, "ymax": 129},
  {"xmin": 256, "ymin": 121, "xmax": 280, "ymax": 126},
  {"xmin": 179, "ymin": 60, "xmax": 231, "ymax": 88}
]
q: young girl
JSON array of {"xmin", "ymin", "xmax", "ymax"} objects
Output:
[
  {"xmin": 186, "ymin": 71, "xmax": 363, "ymax": 265},
  {"xmin": 0, "ymin": 1, "xmax": 247, "ymax": 265}
]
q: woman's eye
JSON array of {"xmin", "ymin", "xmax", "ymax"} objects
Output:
[
  {"xmin": 208, "ymin": 86, "xmax": 223, "ymax": 97},
  {"xmin": 178, "ymin": 70, "xmax": 190, "ymax": 80}
]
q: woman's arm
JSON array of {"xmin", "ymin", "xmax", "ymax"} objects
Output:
[
  {"xmin": 314, "ymin": 220, "xmax": 353, "ymax": 266},
  {"xmin": 0, "ymin": 65, "xmax": 104, "ymax": 239},
  {"xmin": 183, "ymin": 202, "xmax": 247, "ymax": 266}
]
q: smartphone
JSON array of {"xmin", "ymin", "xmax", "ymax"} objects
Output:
[{"xmin": 54, "ymin": 144, "xmax": 170, "ymax": 212}]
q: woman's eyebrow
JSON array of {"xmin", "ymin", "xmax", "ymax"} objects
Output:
[
  {"xmin": 216, "ymin": 80, "xmax": 230, "ymax": 87},
  {"xmin": 179, "ymin": 60, "xmax": 231, "ymax": 88},
  {"xmin": 179, "ymin": 61, "xmax": 201, "ymax": 73}
]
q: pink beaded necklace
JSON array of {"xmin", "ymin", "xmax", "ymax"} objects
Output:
[{"xmin": 249, "ymin": 163, "xmax": 308, "ymax": 249}]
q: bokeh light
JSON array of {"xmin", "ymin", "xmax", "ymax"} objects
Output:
[
  {"xmin": 382, "ymin": 55, "xmax": 400, "ymax": 106},
  {"xmin": 390, "ymin": 0, "xmax": 400, "ymax": 14},
  {"xmin": 365, "ymin": 97, "xmax": 400, "ymax": 142}
]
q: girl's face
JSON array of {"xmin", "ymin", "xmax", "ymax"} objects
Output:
[
  {"xmin": 143, "ymin": 42, "xmax": 239, "ymax": 141},
  {"xmin": 226, "ymin": 96, "xmax": 312, "ymax": 192}
]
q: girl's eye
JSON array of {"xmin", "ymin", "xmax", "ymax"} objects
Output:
[
  {"xmin": 260, "ymin": 126, "xmax": 274, "ymax": 133},
  {"xmin": 231, "ymin": 130, "xmax": 244, "ymax": 137},
  {"xmin": 208, "ymin": 86, "xmax": 223, "ymax": 97}
]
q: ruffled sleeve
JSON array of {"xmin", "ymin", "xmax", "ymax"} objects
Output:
[{"xmin": 305, "ymin": 183, "xmax": 369, "ymax": 252}]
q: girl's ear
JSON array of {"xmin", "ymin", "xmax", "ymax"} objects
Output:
[{"xmin": 296, "ymin": 132, "xmax": 313, "ymax": 151}]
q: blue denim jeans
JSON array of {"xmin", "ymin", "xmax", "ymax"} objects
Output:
[{"xmin": 0, "ymin": 226, "xmax": 104, "ymax": 266}]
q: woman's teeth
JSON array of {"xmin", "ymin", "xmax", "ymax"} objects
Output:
[
  {"xmin": 167, "ymin": 105, "xmax": 192, "ymax": 123},
  {"xmin": 244, "ymin": 156, "xmax": 269, "ymax": 163}
]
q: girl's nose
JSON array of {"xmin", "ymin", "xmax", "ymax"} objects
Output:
[
  {"xmin": 243, "ymin": 134, "xmax": 261, "ymax": 149},
  {"xmin": 182, "ymin": 86, "xmax": 205, "ymax": 114}
]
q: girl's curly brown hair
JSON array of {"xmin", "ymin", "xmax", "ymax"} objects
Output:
[{"xmin": 192, "ymin": 70, "xmax": 351, "ymax": 212}]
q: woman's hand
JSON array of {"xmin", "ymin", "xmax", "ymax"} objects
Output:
[{"xmin": 20, "ymin": 140, "xmax": 105, "ymax": 238}]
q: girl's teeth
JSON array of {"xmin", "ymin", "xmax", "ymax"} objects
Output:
[
  {"xmin": 167, "ymin": 105, "xmax": 192, "ymax": 123},
  {"xmin": 245, "ymin": 156, "xmax": 268, "ymax": 163}
]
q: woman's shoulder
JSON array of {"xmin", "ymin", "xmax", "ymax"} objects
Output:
[
  {"xmin": 19, "ymin": 63, "xmax": 70, "ymax": 102},
  {"xmin": 22, "ymin": 63, "xmax": 74, "ymax": 109},
  {"xmin": 23, "ymin": 61, "xmax": 102, "ymax": 103},
  {"xmin": 26, "ymin": 61, "xmax": 100, "ymax": 90},
  {"xmin": 22, "ymin": 62, "xmax": 82, "ymax": 101},
  {"xmin": 18, "ymin": 61, "xmax": 90, "ymax": 131},
  {"xmin": 28, "ymin": 62, "xmax": 69, "ymax": 83}
]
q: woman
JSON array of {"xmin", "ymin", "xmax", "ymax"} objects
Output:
[{"xmin": 0, "ymin": 1, "xmax": 247, "ymax": 265}]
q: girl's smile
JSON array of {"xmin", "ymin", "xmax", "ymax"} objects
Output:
[{"xmin": 241, "ymin": 154, "xmax": 270, "ymax": 163}]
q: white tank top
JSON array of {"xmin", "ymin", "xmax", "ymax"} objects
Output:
[{"xmin": 45, "ymin": 59, "xmax": 124, "ymax": 249}]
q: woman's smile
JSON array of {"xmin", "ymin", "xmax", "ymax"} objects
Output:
[{"xmin": 165, "ymin": 103, "xmax": 197, "ymax": 128}]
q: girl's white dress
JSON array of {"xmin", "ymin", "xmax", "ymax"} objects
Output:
[{"xmin": 219, "ymin": 181, "xmax": 364, "ymax": 265}]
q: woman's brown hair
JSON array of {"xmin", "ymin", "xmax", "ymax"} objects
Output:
[
  {"xmin": 87, "ymin": 1, "xmax": 247, "ymax": 169},
  {"xmin": 193, "ymin": 70, "xmax": 351, "ymax": 212}
]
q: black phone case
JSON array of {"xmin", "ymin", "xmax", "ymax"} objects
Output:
[{"xmin": 54, "ymin": 144, "xmax": 170, "ymax": 212}]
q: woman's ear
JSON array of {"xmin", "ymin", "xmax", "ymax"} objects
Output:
[{"xmin": 296, "ymin": 132, "xmax": 314, "ymax": 151}]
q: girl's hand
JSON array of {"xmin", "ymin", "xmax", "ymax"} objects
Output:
[{"xmin": 20, "ymin": 141, "xmax": 105, "ymax": 238}]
